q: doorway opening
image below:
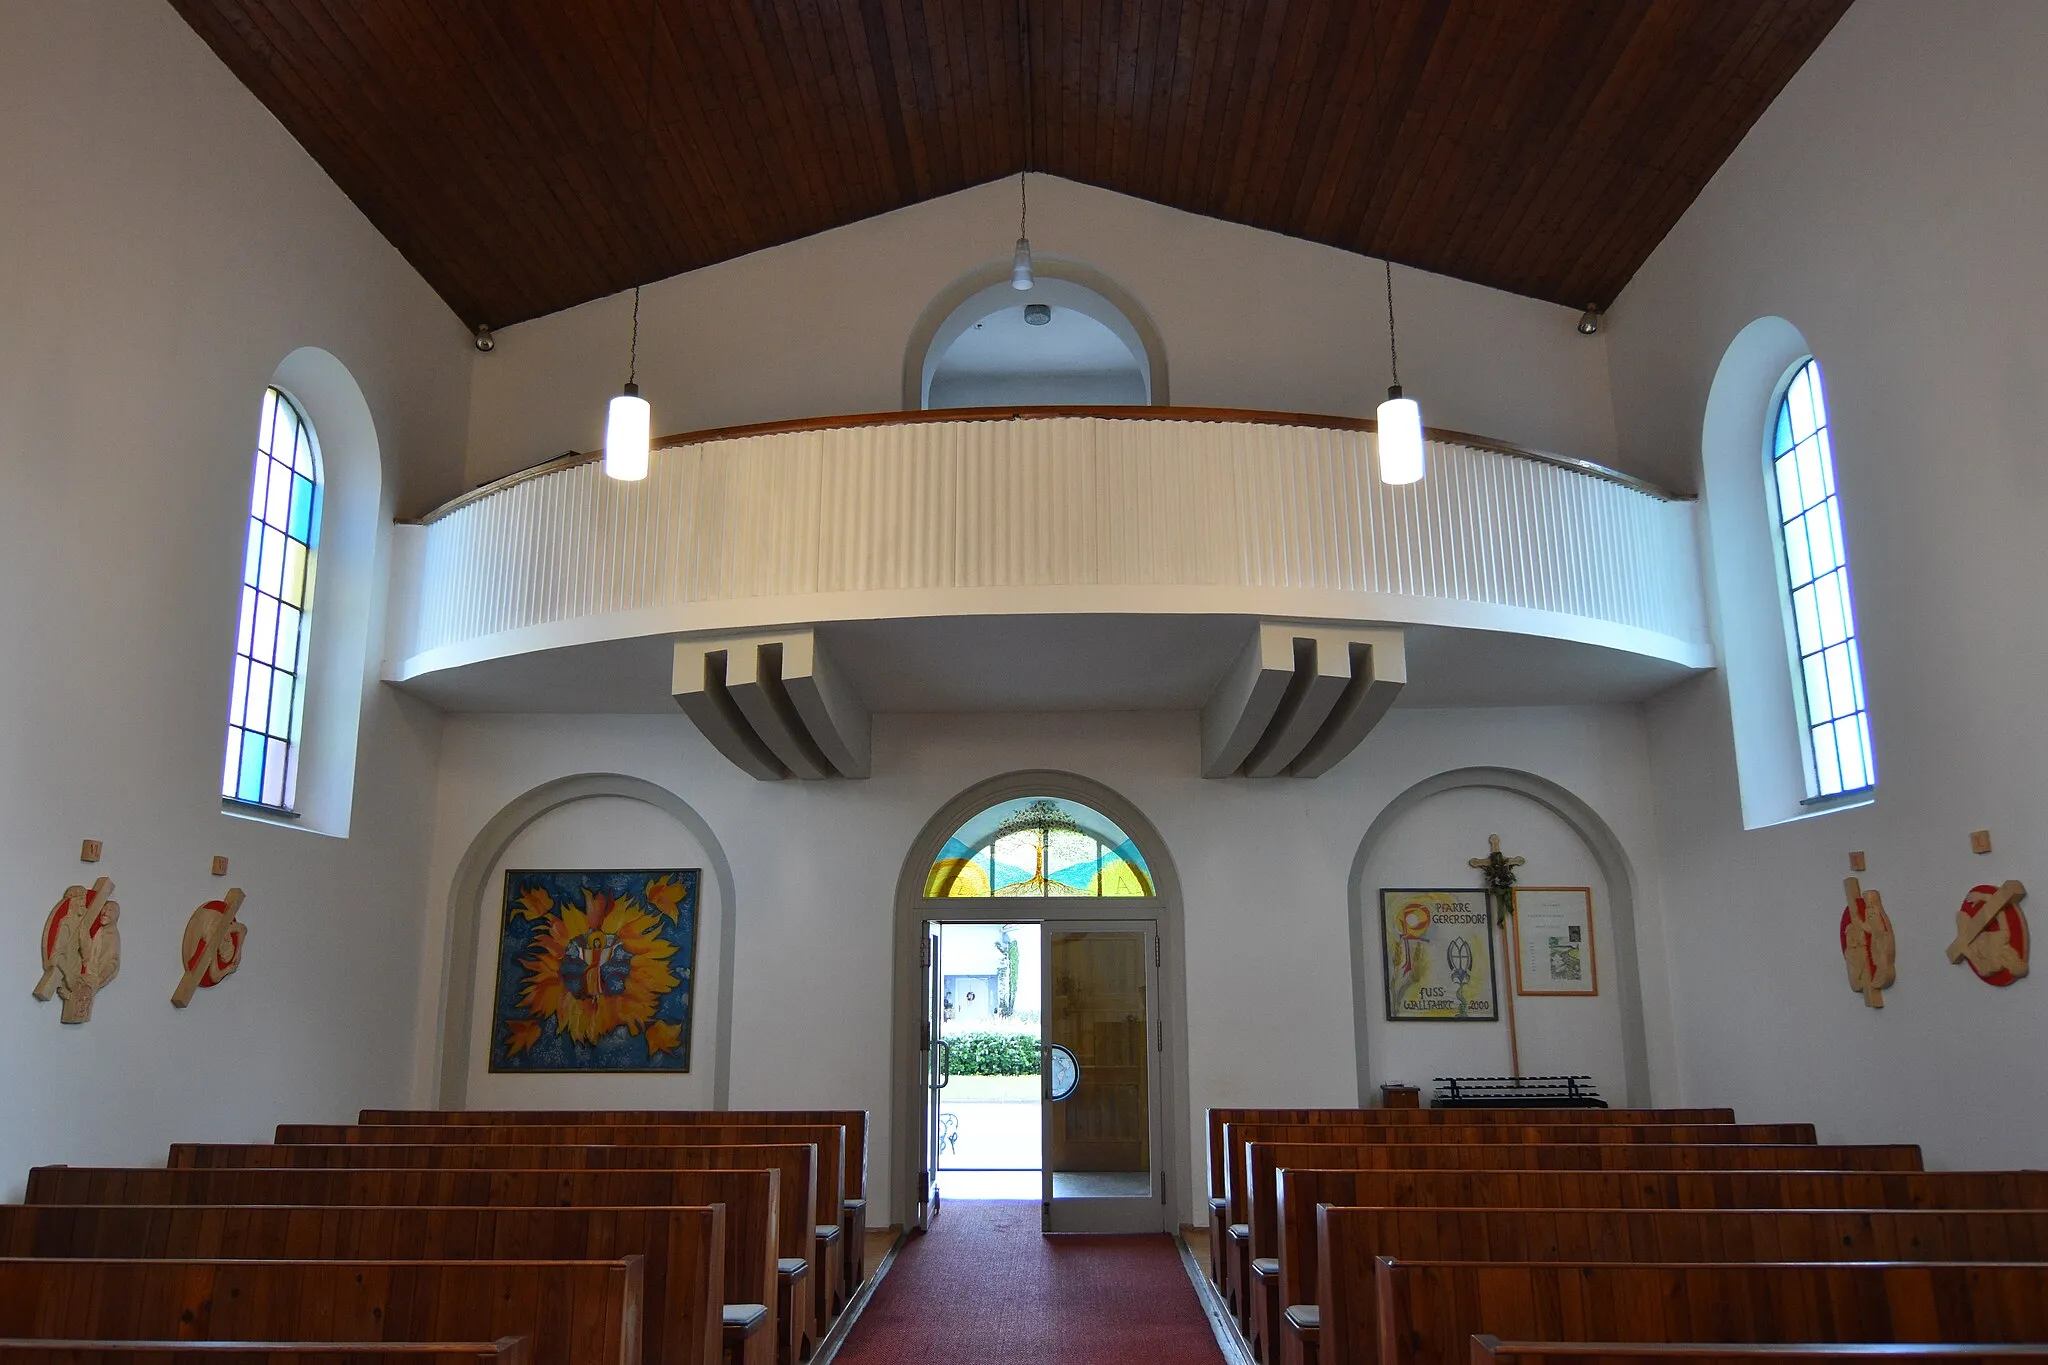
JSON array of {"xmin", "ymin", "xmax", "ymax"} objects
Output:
[
  {"xmin": 932, "ymin": 920, "xmax": 1043, "ymax": 1201},
  {"xmin": 908, "ymin": 789, "xmax": 1172, "ymax": 1234}
]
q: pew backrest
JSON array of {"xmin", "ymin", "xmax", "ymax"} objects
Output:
[
  {"xmin": 1315, "ymin": 1209, "xmax": 2048, "ymax": 1365},
  {"xmin": 1471, "ymin": 1340, "xmax": 2048, "ymax": 1365},
  {"xmin": 0, "ymin": 1342, "xmax": 536, "ymax": 1365},
  {"xmin": 353, "ymin": 1113, "xmax": 870, "ymax": 1202},
  {"xmin": 1203, "ymin": 1109, "xmax": 1739, "ymax": 1198},
  {"xmin": 160, "ymin": 1145, "xmax": 818, "ymax": 1266},
  {"xmin": 1221, "ymin": 1128, "xmax": 1923, "ymax": 1222},
  {"xmin": 22, "ymin": 1167, "xmax": 780, "ymax": 1337},
  {"xmin": 1241, "ymin": 1129, "xmax": 1814, "ymax": 1253},
  {"xmin": 1277, "ymin": 1167, "xmax": 2048, "ymax": 1317},
  {"xmin": 274, "ymin": 1125, "xmax": 846, "ymax": 1234},
  {"xmin": 0, "ymin": 1207, "xmax": 725, "ymax": 1365},
  {"xmin": 1372, "ymin": 1260, "xmax": 2048, "ymax": 1365},
  {"xmin": 0, "ymin": 1259, "xmax": 644, "ymax": 1365}
]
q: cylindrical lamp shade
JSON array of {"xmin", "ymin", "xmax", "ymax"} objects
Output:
[
  {"xmin": 605, "ymin": 384, "xmax": 651, "ymax": 481},
  {"xmin": 1011, "ymin": 236, "xmax": 1035, "ymax": 290},
  {"xmin": 1376, "ymin": 386, "xmax": 1425, "ymax": 485}
]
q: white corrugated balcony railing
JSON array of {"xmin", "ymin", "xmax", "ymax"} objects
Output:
[{"xmin": 386, "ymin": 408, "xmax": 1710, "ymax": 681}]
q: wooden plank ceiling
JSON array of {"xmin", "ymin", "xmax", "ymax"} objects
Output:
[{"xmin": 170, "ymin": 0, "xmax": 1854, "ymax": 329}]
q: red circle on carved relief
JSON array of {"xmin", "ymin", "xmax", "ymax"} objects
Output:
[{"xmin": 1959, "ymin": 883, "xmax": 2028, "ymax": 987}]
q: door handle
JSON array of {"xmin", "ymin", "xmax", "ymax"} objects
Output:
[{"xmin": 936, "ymin": 1039, "xmax": 952, "ymax": 1089}]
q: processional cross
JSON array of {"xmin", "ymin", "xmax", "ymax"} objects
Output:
[
  {"xmin": 1468, "ymin": 834, "xmax": 1526, "ymax": 927},
  {"xmin": 1468, "ymin": 834, "xmax": 1527, "ymax": 1079}
]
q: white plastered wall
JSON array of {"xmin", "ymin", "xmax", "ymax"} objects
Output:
[
  {"xmin": 462, "ymin": 175, "xmax": 1621, "ymax": 487},
  {"xmin": 411, "ymin": 702, "xmax": 1677, "ymax": 1224},
  {"xmin": 0, "ymin": 0, "xmax": 469, "ymax": 1191},
  {"xmin": 1606, "ymin": 0, "xmax": 2048, "ymax": 1165}
]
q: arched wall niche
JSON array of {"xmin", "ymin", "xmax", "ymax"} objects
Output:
[
  {"xmin": 1347, "ymin": 766, "xmax": 1653, "ymax": 1107},
  {"xmin": 432, "ymin": 773, "xmax": 739, "ymax": 1108},
  {"xmin": 890, "ymin": 768, "xmax": 1192, "ymax": 1227},
  {"xmin": 903, "ymin": 259, "xmax": 1170, "ymax": 409},
  {"xmin": 234, "ymin": 347, "xmax": 381, "ymax": 837},
  {"xmin": 1702, "ymin": 317, "xmax": 1867, "ymax": 829}
]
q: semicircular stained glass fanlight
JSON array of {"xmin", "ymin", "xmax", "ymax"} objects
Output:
[{"xmin": 925, "ymin": 797, "xmax": 1155, "ymax": 898}]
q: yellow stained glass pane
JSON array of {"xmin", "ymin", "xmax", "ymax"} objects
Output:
[
  {"xmin": 281, "ymin": 539, "xmax": 308, "ymax": 607},
  {"xmin": 1098, "ymin": 858, "xmax": 1152, "ymax": 897},
  {"xmin": 927, "ymin": 857, "xmax": 991, "ymax": 898}
]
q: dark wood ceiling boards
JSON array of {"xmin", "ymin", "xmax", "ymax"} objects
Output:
[{"xmin": 168, "ymin": 0, "xmax": 1854, "ymax": 329}]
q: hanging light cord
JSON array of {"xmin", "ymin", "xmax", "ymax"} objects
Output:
[
  {"xmin": 1384, "ymin": 257, "xmax": 1400, "ymax": 388},
  {"xmin": 628, "ymin": 285, "xmax": 642, "ymax": 386},
  {"xmin": 625, "ymin": 0, "xmax": 660, "ymax": 388},
  {"xmin": 1018, "ymin": 0, "xmax": 1032, "ymax": 236}
]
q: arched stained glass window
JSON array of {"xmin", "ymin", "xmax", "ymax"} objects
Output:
[
  {"xmin": 1770, "ymin": 359, "xmax": 1873, "ymax": 797},
  {"xmin": 223, "ymin": 387, "xmax": 321, "ymax": 812},
  {"xmin": 925, "ymin": 797, "xmax": 1154, "ymax": 898}
]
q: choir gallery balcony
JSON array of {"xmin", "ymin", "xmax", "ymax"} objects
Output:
[{"xmin": 384, "ymin": 407, "xmax": 1710, "ymax": 778}]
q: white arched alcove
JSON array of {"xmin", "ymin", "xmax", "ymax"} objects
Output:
[
  {"xmin": 231, "ymin": 347, "xmax": 381, "ymax": 837},
  {"xmin": 432, "ymin": 774, "xmax": 738, "ymax": 1107},
  {"xmin": 1348, "ymin": 766, "xmax": 1653, "ymax": 1106},
  {"xmin": 1703, "ymin": 317, "xmax": 1871, "ymax": 828},
  {"xmin": 904, "ymin": 260, "xmax": 1169, "ymax": 409},
  {"xmin": 891, "ymin": 769, "xmax": 1192, "ymax": 1228}
]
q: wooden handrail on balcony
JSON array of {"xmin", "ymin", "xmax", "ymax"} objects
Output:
[{"xmin": 415, "ymin": 405, "xmax": 1680, "ymax": 525}]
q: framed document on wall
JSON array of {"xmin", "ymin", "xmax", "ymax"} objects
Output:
[
  {"xmin": 1380, "ymin": 888, "xmax": 1499, "ymax": 1022},
  {"xmin": 1512, "ymin": 886, "xmax": 1598, "ymax": 996}
]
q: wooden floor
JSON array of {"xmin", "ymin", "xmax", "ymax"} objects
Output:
[{"xmin": 864, "ymin": 1226, "xmax": 901, "ymax": 1280}]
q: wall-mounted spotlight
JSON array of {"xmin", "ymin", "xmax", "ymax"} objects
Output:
[
  {"xmin": 473, "ymin": 323, "xmax": 495, "ymax": 353},
  {"xmin": 1024, "ymin": 303, "xmax": 1051, "ymax": 326},
  {"xmin": 1576, "ymin": 307, "xmax": 1602, "ymax": 336}
]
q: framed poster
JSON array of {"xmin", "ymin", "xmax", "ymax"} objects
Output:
[
  {"xmin": 489, "ymin": 867, "xmax": 700, "ymax": 1073},
  {"xmin": 1512, "ymin": 886, "xmax": 1598, "ymax": 996},
  {"xmin": 1380, "ymin": 888, "xmax": 1499, "ymax": 1021}
]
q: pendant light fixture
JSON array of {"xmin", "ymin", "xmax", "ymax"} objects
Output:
[
  {"xmin": 1376, "ymin": 257, "xmax": 1425, "ymax": 485},
  {"xmin": 1011, "ymin": 171, "xmax": 1034, "ymax": 290},
  {"xmin": 1009, "ymin": 0, "xmax": 1035, "ymax": 290},
  {"xmin": 604, "ymin": 285, "xmax": 651, "ymax": 481},
  {"xmin": 604, "ymin": 0, "xmax": 661, "ymax": 482}
]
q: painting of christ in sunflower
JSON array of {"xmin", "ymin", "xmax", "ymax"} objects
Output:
[{"xmin": 488, "ymin": 868, "xmax": 700, "ymax": 1072}]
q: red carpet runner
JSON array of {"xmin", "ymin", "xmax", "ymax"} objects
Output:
[{"xmin": 835, "ymin": 1200, "xmax": 1226, "ymax": 1364}]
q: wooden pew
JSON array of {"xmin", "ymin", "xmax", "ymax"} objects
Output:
[
  {"xmin": 23, "ymin": 1166, "xmax": 783, "ymax": 1365},
  {"xmin": 1204, "ymin": 1113, "xmax": 1802, "ymax": 1317},
  {"xmin": 1370, "ymin": 1261, "xmax": 2048, "ymax": 1365},
  {"xmin": 0, "ymin": 1344, "xmax": 536, "ymax": 1365},
  {"xmin": 269, "ymin": 1125, "xmax": 851, "ymax": 1323},
  {"xmin": 1202, "ymin": 1110, "xmax": 1739, "ymax": 1290},
  {"xmin": 0, "ymin": 1259, "xmax": 643, "ymax": 1365},
  {"xmin": 159, "ymin": 1149, "xmax": 819, "ymax": 1365},
  {"xmin": 1316, "ymin": 1210, "xmax": 2048, "ymax": 1365},
  {"xmin": 354, "ymin": 1111, "xmax": 870, "ymax": 1296},
  {"xmin": 1217, "ymin": 1131, "xmax": 1922, "ymax": 1333},
  {"xmin": 1274, "ymin": 1169, "xmax": 2048, "ymax": 1365},
  {"xmin": 0, "ymin": 1206, "xmax": 726, "ymax": 1365},
  {"xmin": 1470, "ymin": 1343, "xmax": 2048, "ymax": 1365},
  {"xmin": 1231, "ymin": 1130, "xmax": 1808, "ymax": 1364}
]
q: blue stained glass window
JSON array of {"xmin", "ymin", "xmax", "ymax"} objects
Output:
[
  {"xmin": 224, "ymin": 388, "xmax": 320, "ymax": 813},
  {"xmin": 1770, "ymin": 360, "xmax": 1874, "ymax": 798}
]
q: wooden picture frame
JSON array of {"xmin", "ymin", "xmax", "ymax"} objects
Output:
[
  {"xmin": 1379, "ymin": 888, "xmax": 1499, "ymax": 1022},
  {"xmin": 1511, "ymin": 886, "xmax": 1598, "ymax": 996}
]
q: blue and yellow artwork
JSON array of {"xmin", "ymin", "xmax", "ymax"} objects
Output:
[{"xmin": 488, "ymin": 868, "xmax": 699, "ymax": 1072}]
